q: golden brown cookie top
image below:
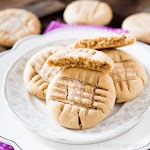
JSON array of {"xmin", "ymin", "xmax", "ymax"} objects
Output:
[
  {"xmin": 102, "ymin": 49, "xmax": 147, "ymax": 103},
  {"xmin": 63, "ymin": 0, "xmax": 113, "ymax": 25},
  {"xmin": 46, "ymin": 48, "xmax": 114, "ymax": 73},
  {"xmin": 0, "ymin": 8, "xmax": 41, "ymax": 47},
  {"xmin": 23, "ymin": 46, "xmax": 63, "ymax": 99},
  {"xmin": 46, "ymin": 67, "xmax": 116, "ymax": 129}
]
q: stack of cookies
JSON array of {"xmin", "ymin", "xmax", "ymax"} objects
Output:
[{"xmin": 24, "ymin": 33, "xmax": 147, "ymax": 129}]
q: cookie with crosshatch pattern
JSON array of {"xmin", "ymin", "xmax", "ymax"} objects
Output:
[
  {"xmin": 63, "ymin": 0, "xmax": 113, "ymax": 25},
  {"xmin": 23, "ymin": 46, "xmax": 63, "ymax": 99},
  {"xmin": 46, "ymin": 68, "xmax": 116, "ymax": 129},
  {"xmin": 0, "ymin": 8, "xmax": 41, "ymax": 47},
  {"xmin": 102, "ymin": 49, "xmax": 147, "ymax": 103}
]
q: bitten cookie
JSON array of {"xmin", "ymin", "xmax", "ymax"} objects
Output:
[
  {"xmin": 46, "ymin": 68, "xmax": 116, "ymax": 129},
  {"xmin": 102, "ymin": 49, "xmax": 147, "ymax": 103},
  {"xmin": 23, "ymin": 46, "xmax": 63, "ymax": 99},
  {"xmin": 74, "ymin": 33, "xmax": 136, "ymax": 50},
  {"xmin": 63, "ymin": 0, "xmax": 113, "ymax": 25},
  {"xmin": 0, "ymin": 8, "xmax": 41, "ymax": 47},
  {"xmin": 46, "ymin": 48, "xmax": 114, "ymax": 73},
  {"xmin": 122, "ymin": 12, "xmax": 150, "ymax": 44}
]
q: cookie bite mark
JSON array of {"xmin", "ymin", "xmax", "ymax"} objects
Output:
[
  {"xmin": 23, "ymin": 46, "xmax": 63, "ymax": 99},
  {"xmin": 46, "ymin": 48, "xmax": 114, "ymax": 73},
  {"xmin": 74, "ymin": 34, "xmax": 136, "ymax": 50}
]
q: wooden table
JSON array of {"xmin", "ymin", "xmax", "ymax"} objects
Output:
[{"xmin": 0, "ymin": 0, "xmax": 149, "ymax": 52}]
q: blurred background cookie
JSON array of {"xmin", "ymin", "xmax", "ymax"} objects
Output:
[
  {"xmin": 0, "ymin": 8, "xmax": 41, "ymax": 47},
  {"xmin": 63, "ymin": 0, "xmax": 113, "ymax": 25},
  {"xmin": 122, "ymin": 12, "xmax": 150, "ymax": 44}
]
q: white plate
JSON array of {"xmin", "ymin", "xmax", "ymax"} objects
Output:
[
  {"xmin": 2, "ymin": 28, "xmax": 150, "ymax": 145},
  {"xmin": 0, "ymin": 51, "xmax": 9, "ymax": 57}
]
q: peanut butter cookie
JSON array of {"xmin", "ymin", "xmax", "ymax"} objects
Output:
[
  {"xmin": 46, "ymin": 48, "xmax": 114, "ymax": 73},
  {"xmin": 122, "ymin": 12, "xmax": 150, "ymax": 44},
  {"xmin": 64, "ymin": 0, "xmax": 113, "ymax": 25},
  {"xmin": 46, "ymin": 68, "xmax": 116, "ymax": 129},
  {"xmin": 102, "ymin": 49, "xmax": 147, "ymax": 103},
  {"xmin": 74, "ymin": 34, "xmax": 136, "ymax": 50},
  {"xmin": 0, "ymin": 8, "xmax": 41, "ymax": 47},
  {"xmin": 23, "ymin": 46, "xmax": 62, "ymax": 99}
]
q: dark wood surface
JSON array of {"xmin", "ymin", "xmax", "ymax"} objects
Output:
[{"xmin": 0, "ymin": 0, "xmax": 150, "ymax": 52}]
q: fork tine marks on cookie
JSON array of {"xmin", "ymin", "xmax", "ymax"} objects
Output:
[
  {"xmin": 102, "ymin": 49, "xmax": 147, "ymax": 103},
  {"xmin": 23, "ymin": 46, "xmax": 64, "ymax": 100},
  {"xmin": 46, "ymin": 68, "xmax": 116, "ymax": 129}
]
